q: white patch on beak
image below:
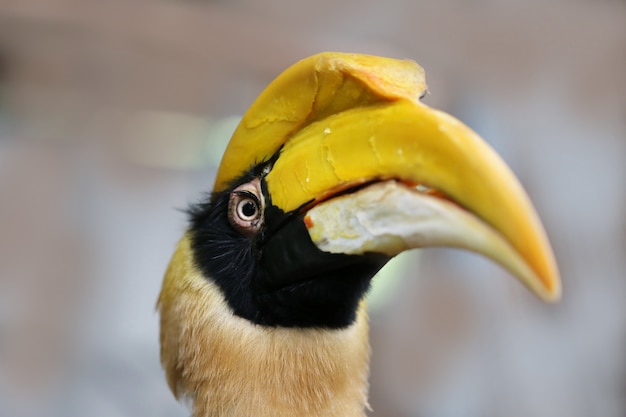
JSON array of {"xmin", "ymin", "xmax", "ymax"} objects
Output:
[{"xmin": 306, "ymin": 181, "xmax": 542, "ymax": 297}]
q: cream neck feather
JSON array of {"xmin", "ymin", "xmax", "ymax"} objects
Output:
[{"xmin": 159, "ymin": 236, "xmax": 371, "ymax": 417}]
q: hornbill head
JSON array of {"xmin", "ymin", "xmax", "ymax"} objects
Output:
[{"xmin": 158, "ymin": 53, "xmax": 560, "ymax": 417}]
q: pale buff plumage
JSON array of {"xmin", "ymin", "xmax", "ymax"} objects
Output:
[{"xmin": 158, "ymin": 235, "xmax": 371, "ymax": 417}]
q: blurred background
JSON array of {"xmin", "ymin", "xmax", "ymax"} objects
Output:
[{"xmin": 0, "ymin": 0, "xmax": 624, "ymax": 416}]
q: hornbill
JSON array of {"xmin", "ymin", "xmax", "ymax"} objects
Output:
[{"xmin": 158, "ymin": 53, "xmax": 560, "ymax": 417}]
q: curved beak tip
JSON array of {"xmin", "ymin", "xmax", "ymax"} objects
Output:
[{"xmin": 305, "ymin": 180, "xmax": 561, "ymax": 303}]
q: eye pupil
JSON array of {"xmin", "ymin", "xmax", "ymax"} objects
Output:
[{"xmin": 241, "ymin": 201, "xmax": 257, "ymax": 217}]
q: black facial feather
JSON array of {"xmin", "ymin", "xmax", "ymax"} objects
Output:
[
  {"xmin": 188, "ymin": 187, "xmax": 260, "ymax": 319},
  {"xmin": 188, "ymin": 168, "xmax": 389, "ymax": 329}
]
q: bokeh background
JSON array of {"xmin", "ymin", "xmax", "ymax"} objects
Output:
[{"xmin": 0, "ymin": 0, "xmax": 625, "ymax": 416}]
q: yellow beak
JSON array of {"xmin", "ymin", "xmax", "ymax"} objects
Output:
[{"xmin": 214, "ymin": 52, "xmax": 561, "ymax": 302}]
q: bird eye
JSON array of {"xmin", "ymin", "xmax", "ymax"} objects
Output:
[
  {"xmin": 228, "ymin": 179, "xmax": 264, "ymax": 237},
  {"xmin": 235, "ymin": 196, "xmax": 259, "ymax": 221}
]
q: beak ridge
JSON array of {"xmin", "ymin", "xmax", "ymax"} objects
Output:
[{"xmin": 214, "ymin": 53, "xmax": 427, "ymax": 193}]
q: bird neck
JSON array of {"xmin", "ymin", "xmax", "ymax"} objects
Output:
[{"xmin": 159, "ymin": 237, "xmax": 372, "ymax": 417}]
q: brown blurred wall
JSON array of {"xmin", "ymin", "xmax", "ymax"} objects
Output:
[{"xmin": 0, "ymin": 1, "xmax": 624, "ymax": 417}]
